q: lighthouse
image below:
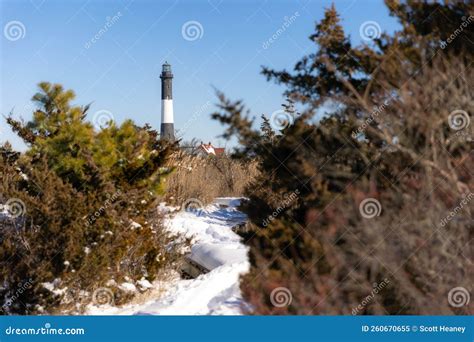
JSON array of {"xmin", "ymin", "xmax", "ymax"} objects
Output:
[{"xmin": 160, "ymin": 62, "xmax": 175, "ymax": 141}]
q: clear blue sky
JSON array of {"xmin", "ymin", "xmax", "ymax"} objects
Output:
[{"xmin": 1, "ymin": 0, "xmax": 399, "ymax": 150}]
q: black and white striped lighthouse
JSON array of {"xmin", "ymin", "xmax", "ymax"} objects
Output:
[{"xmin": 160, "ymin": 62, "xmax": 175, "ymax": 141}]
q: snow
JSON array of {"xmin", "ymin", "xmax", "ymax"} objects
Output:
[
  {"xmin": 135, "ymin": 262, "xmax": 248, "ymax": 315},
  {"xmin": 106, "ymin": 279, "xmax": 117, "ymax": 287},
  {"xmin": 0, "ymin": 206, "xmax": 11, "ymax": 221},
  {"xmin": 119, "ymin": 282, "xmax": 137, "ymax": 293},
  {"xmin": 129, "ymin": 221, "xmax": 142, "ymax": 229},
  {"xmin": 42, "ymin": 282, "xmax": 55, "ymax": 292},
  {"xmin": 137, "ymin": 278, "xmax": 153, "ymax": 290},
  {"xmin": 188, "ymin": 243, "xmax": 248, "ymax": 271},
  {"xmin": 42, "ymin": 279, "xmax": 68, "ymax": 296},
  {"xmin": 86, "ymin": 197, "xmax": 249, "ymax": 315},
  {"xmin": 213, "ymin": 197, "xmax": 243, "ymax": 208}
]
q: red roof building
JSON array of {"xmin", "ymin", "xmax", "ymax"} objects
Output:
[{"xmin": 199, "ymin": 142, "xmax": 225, "ymax": 156}]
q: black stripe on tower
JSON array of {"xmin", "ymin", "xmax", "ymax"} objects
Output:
[
  {"xmin": 161, "ymin": 123, "xmax": 174, "ymax": 141},
  {"xmin": 160, "ymin": 62, "xmax": 173, "ymax": 100}
]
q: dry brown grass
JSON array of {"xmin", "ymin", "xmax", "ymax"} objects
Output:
[{"xmin": 165, "ymin": 151, "xmax": 259, "ymax": 205}]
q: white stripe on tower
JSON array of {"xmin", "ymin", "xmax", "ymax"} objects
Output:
[
  {"xmin": 161, "ymin": 99, "xmax": 174, "ymax": 123},
  {"xmin": 160, "ymin": 62, "xmax": 175, "ymax": 141}
]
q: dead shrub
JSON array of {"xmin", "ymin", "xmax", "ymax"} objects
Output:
[{"xmin": 165, "ymin": 151, "xmax": 259, "ymax": 205}]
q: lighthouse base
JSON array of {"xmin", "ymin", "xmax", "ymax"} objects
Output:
[{"xmin": 160, "ymin": 123, "xmax": 175, "ymax": 141}]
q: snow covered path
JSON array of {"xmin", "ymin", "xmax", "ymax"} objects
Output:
[{"xmin": 87, "ymin": 198, "xmax": 249, "ymax": 315}]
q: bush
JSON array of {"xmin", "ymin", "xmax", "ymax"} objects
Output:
[
  {"xmin": 213, "ymin": 2, "xmax": 473, "ymax": 315},
  {"xmin": 0, "ymin": 83, "xmax": 184, "ymax": 314}
]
